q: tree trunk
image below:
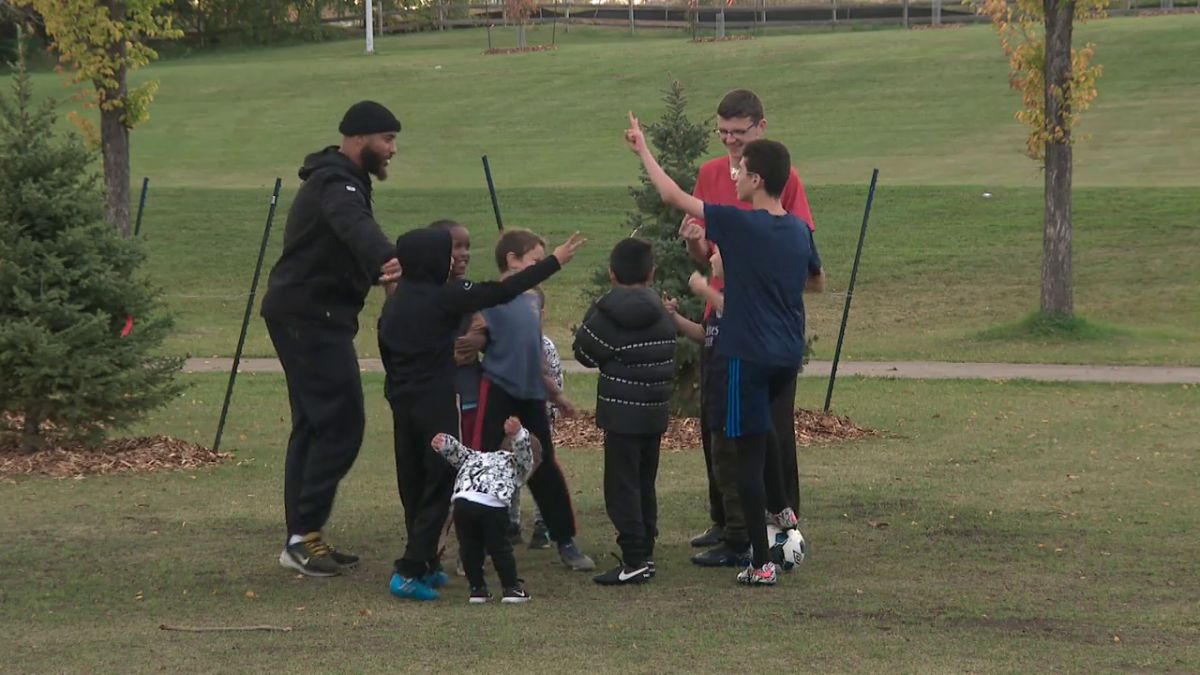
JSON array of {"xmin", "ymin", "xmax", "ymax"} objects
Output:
[
  {"xmin": 101, "ymin": 0, "xmax": 131, "ymax": 238},
  {"xmin": 1041, "ymin": 0, "xmax": 1074, "ymax": 316},
  {"xmin": 517, "ymin": 22, "xmax": 527, "ymax": 48},
  {"xmin": 101, "ymin": 100, "xmax": 132, "ymax": 238},
  {"xmin": 21, "ymin": 413, "xmax": 41, "ymax": 455}
]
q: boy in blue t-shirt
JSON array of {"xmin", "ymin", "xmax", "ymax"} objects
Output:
[{"xmin": 624, "ymin": 112, "xmax": 825, "ymax": 586}]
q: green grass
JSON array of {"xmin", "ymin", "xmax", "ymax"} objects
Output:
[
  {"xmin": 148, "ymin": 184, "xmax": 1200, "ymax": 364},
  {"xmin": 3, "ymin": 373, "xmax": 1198, "ymax": 672},
  {"xmin": 22, "ymin": 16, "xmax": 1200, "ymax": 365},
  {"xmin": 97, "ymin": 17, "xmax": 1200, "ymax": 189}
]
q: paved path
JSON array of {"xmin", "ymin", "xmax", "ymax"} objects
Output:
[{"xmin": 183, "ymin": 357, "xmax": 1200, "ymax": 385}]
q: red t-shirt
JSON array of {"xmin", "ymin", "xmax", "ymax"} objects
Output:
[{"xmin": 691, "ymin": 155, "xmax": 815, "ymax": 315}]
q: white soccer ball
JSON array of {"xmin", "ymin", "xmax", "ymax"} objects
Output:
[
  {"xmin": 765, "ymin": 525, "xmax": 808, "ymax": 571},
  {"xmin": 780, "ymin": 529, "xmax": 808, "ymax": 568}
]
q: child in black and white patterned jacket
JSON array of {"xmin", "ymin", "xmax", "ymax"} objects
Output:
[{"xmin": 432, "ymin": 416, "xmax": 542, "ymax": 604}]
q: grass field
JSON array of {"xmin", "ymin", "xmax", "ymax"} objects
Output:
[
  {"xmin": 6, "ymin": 16, "xmax": 1200, "ymax": 674},
  {"xmin": 3, "ymin": 374, "xmax": 1198, "ymax": 672},
  {"xmin": 147, "ymin": 183, "xmax": 1200, "ymax": 364},
  {"xmin": 23, "ymin": 15, "xmax": 1200, "ymax": 365}
]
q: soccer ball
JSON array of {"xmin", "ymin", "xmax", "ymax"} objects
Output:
[{"xmin": 767, "ymin": 525, "xmax": 808, "ymax": 571}]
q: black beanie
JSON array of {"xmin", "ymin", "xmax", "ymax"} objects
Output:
[{"xmin": 338, "ymin": 101, "xmax": 401, "ymax": 136}]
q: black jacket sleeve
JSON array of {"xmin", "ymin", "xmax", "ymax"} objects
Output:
[
  {"xmin": 572, "ymin": 304, "xmax": 615, "ymax": 369},
  {"xmin": 442, "ymin": 256, "xmax": 562, "ymax": 314},
  {"xmin": 319, "ymin": 179, "xmax": 393, "ymax": 277}
]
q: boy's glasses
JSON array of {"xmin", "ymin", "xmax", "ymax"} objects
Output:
[{"xmin": 714, "ymin": 123, "xmax": 759, "ymax": 139}]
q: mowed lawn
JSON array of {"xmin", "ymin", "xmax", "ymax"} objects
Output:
[
  {"xmin": 2, "ymin": 374, "xmax": 1198, "ymax": 672},
  {"xmin": 24, "ymin": 15, "xmax": 1200, "ymax": 365},
  {"xmin": 144, "ymin": 183, "xmax": 1200, "ymax": 364}
]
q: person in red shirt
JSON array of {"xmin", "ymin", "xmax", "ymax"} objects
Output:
[{"xmin": 685, "ymin": 89, "xmax": 814, "ymax": 564}]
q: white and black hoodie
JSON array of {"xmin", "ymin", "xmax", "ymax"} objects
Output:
[{"xmin": 434, "ymin": 429, "xmax": 534, "ymax": 508}]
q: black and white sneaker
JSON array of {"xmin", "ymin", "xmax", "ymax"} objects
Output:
[
  {"xmin": 328, "ymin": 547, "xmax": 359, "ymax": 569},
  {"xmin": 279, "ymin": 532, "xmax": 341, "ymax": 577},
  {"xmin": 502, "ymin": 585, "xmax": 531, "ymax": 604},
  {"xmin": 645, "ymin": 559, "xmax": 656, "ymax": 579},
  {"xmin": 593, "ymin": 554, "xmax": 651, "ymax": 586},
  {"xmin": 468, "ymin": 585, "xmax": 492, "ymax": 604}
]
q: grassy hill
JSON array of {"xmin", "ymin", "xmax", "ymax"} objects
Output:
[{"xmin": 25, "ymin": 15, "xmax": 1200, "ymax": 363}]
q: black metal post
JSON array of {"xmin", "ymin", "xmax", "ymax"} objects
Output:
[
  {"xmin": 133, "ymin": 177, "xmax": 149, "ymax": 236},
  {"xmin": 482, "ymin": 155, "xmax": 504, "ymax": 231},
  {"xmin": 824, "ymin": 169, "xmax": 879, "ymax": 412},
  {"xmin": 213, "ymin": 178, "xmax": 283, "ymax": 451}
]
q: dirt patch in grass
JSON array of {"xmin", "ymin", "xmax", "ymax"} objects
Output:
[{"xmin": 554, "ymin": 409, "xmax": 876, "ymax": 450}]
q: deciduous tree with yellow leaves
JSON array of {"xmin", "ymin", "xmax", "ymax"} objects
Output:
[
  {"xmin": 17, "ymin": 0, "xmax": 181, "ymax": 237},
  {"xmin": 976, "ymin": 0, "xmax": 1106, "ymax": 317}
]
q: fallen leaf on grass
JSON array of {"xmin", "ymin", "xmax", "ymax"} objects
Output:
[{"xmin": 867, "ymin": 520, "xmax": 889, "ymax": 529}]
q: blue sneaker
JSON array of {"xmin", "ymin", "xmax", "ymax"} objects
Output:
[
  {"xmin": 422, "ymin": 569, "xmax": 450, "ymax": 589},
  {"xmin": 389, "ymin": 573, "xmax": 439, "ymax": 601}
]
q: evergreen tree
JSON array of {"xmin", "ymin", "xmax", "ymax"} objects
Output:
[
  {"xmin": 586, "ymin": 80, "xmax": 710, "ymax": 415},
  {"xmin": 0, "ymin": 42, "xmax": 182, "ymax": 454}
]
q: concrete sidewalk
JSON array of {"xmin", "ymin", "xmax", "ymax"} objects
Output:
[{"xmin": 183, "ymin": 357, "xmax": 1200, "ymax": 385}]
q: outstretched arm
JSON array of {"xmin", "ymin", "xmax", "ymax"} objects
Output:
[
  {"xmin": 663, "ymin": 296, "xmax": 704, "ymax": 344},
  {"xmin": 625, "ymin": 112, "xmax": 704, "ymax": 220},
  {"xmin": 430, "ymin": 433, "xmax": 471, "ymax": 468},
  {"xmin": 444, "ymin": 233, "xmax": 587, "ymax": 315}
]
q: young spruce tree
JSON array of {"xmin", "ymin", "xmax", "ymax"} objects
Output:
[
  {"xmin": 0, "ymin": 43, "xmax": 182, "ymax": 453},
  {"xmin": 586, "ymin": 80, "xmax": 710, "ymax": 415}
]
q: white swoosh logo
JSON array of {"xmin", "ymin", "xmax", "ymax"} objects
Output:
[{"xmin": 618, "ymin": 566, "xmax": 648, "ymax": 582}]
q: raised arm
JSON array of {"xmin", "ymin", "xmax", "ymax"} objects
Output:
[
  {"xmin": 431, "ymin": 432, "xmax": 471, "ymax": 468},
  {"xmin": 625, "ymin": 112, "xmax": 704, "ymax": 220},
  {"xmin": 689, "ymin": 272, "xmax": 725, "ymax": 314},
  {"xmin": 508, "ymin": 425, "xmax": 534, "ymax": 480},
  {"xmin": 443, "ymin": 233, "xmax": 585, "ymax": 314},
  {"xmin": 663, "ymin": 296, "xmax": 703, "ymax": 344}
]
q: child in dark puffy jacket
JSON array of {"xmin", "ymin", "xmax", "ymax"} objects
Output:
[{"xmin": 572, "ymin": 237, "xmax": 676, "ymax": 586}]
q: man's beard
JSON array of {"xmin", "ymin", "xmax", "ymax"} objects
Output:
[{"xmin": 362, "ymin": 146, "xmax": 389, "ymax": 180}]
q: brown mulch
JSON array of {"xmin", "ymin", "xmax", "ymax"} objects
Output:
[
  {"xmin": 0, "ymin": 435, "xmax": 229, "ymax": 479},
  {"xmin": 484, "ymin": 45, "xmax": 558, "ymax": 55},
  {"xmin": 553, "ymin": 410, "xmax": 875, "ymax": 451}
]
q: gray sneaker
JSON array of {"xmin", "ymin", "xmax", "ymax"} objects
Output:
[{"xmin": 557, "ymin": 540, "xmax": 596, "ymax": 571}]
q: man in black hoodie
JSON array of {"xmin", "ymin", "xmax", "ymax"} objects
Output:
[
  {"xmin": 260, "ymin": 101, "xmax": 403, "ymax": 577},
  {"xmin": 573, "ymin": 238, "xmax": 677, "ymax": 586},
  {"xmin": 379, "ymin": 227, "xmax": 585, "ymax": 601}
]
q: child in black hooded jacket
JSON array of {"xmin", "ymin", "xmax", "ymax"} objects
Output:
[{"xmin": 378, "ymin": 227, "xmax": 585, "ymax": 601}]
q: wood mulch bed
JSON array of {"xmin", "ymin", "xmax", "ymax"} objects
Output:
[{"xmin": 553, "ymin": 409, "xmax": 875, "ymax": 451}]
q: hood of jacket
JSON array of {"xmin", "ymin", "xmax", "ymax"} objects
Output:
[
  {"xmin": 395, "ymin": 227, "xmax": 451, "ymax": 285},
  {"xmin": 298, "ymin": 146, "xmax": 371, "ymax": 194},
  {"xmin": 595, "ymin": 286, "xmax": 666, "ymax": 330}
]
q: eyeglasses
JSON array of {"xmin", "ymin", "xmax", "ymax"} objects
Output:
[{"xmin": 714, "ymin": 123, "xmax": 759, "ymax": 139}]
